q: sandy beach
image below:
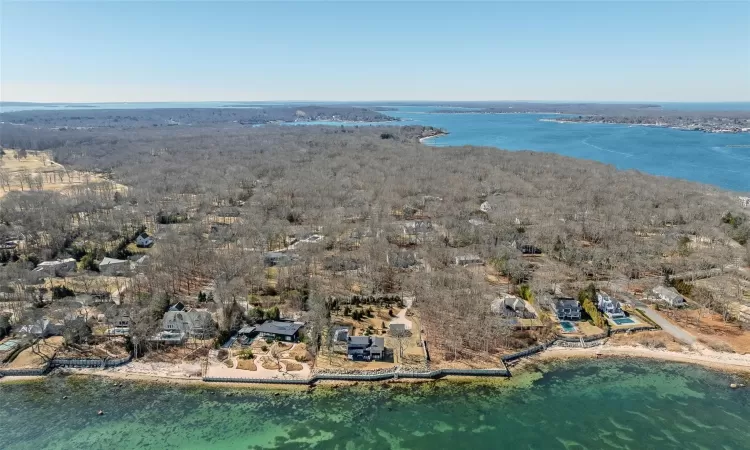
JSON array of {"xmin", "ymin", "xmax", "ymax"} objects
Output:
[
  {"xmin": 517, "ymin": 344, "xmax": 750, "ymax": 375},
  {"xmin": 418, "ymin": 132, "xmax": 448, "ymax": 143}
]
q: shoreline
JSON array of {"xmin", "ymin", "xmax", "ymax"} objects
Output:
[
  {"xmin": 513, "ymin": 344, "xmax": 750, "ymax": 376},
  {"xmin": 5, "ymin": 343, "xmax": 750, "ymax": 388},
  {"xmin": 541, "ymin": 118, "xmax": 750, "ymax": 134},
  {"xmin": 419, "ymin": 132, "xmax": 448, "ymax": 143}
]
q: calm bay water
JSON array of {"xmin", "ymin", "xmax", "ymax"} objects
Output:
[
  {"xmin": 1, "ymin": 360, "xmax": 748, "ymax": 449},
  {"xmin": 384, "ymin": 107, "xmax": 750, "ymax": 193}
]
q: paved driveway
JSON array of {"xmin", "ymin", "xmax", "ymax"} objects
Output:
[{"xmin": 639, "ymin": 307, "xmax": 696, "ymax": 346}]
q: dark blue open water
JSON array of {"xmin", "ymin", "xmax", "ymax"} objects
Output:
[{"xmin": 384, "ymin": 106, "xmax": 750, "ymax": 193}]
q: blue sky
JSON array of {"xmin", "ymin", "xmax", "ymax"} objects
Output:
[{"xmin": 2, "ymin": 1, "xmax": 749, "ymax": 102}]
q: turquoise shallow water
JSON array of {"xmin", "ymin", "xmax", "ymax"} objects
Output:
[
  {"xmin": 1, "ymin": 360, "xmax": 748, "ymax": 449},
  {"xmin": 385, "ymin": 107, "xmax": 750, "ymax": 193}
]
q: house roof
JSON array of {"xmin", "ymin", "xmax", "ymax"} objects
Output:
[
  {"xmin": 370, "ymin": 336, "xmax": 384, "ymax": 350},
  {"xmin": 348, "ymin": 336, "xmax": 371, "ymax": 346},
  {"xmin": 138, "ymin": 232, "xmax": 151, "ymax": 239},
  {"xmin": 99, "ymin": 257, "xmax": 128, "ymax": 266},
  {"xmin": 238, "ymin": 326, "xmax": 256, "ymax": 335},
  {"xmin": 653, "ymin": 286, "xmax": 683, "ymax": 301},
  {"xmin": 163, "ymin": 309, "xmax": 213, "ymax": 329},
  {"xmin": 555, "ymin": 298, "xmax": 580, "ymax": 308},
  {"xmin": 38, "ymin": 258, "xmax": 76, "ymax": 267},
  {"xmin": 255, "ymin": 320, "xmax": 303, "ymax": 336}
]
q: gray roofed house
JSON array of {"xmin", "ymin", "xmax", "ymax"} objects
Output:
[
  {"xmin": 347, "ymin": 335, "xmax": 385, "ymax": 361},
  {"xmin": 652, "ymin": 286, "xmax": 686, "ymax": 307},
  {"xmin": 162, "ymin": 309, "xmax": 216, "ymax": 338},
  {"xmin": 98, "ymin": 257, "xmax": 130, "ymax": 276},
  {"xmin": 255, "ymin": 320, "xmax": 304, "ymax": 342},
  {"xmin": 32, "ymin": 258, "xmax": 77, "ymax": 278},
  {"xmin": 551, "ymin": 298, "xmax": 582, "ymax": 320}
]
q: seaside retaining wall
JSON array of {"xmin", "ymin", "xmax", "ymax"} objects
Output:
[
  {"xmin": 0, "ymin": 365, "xmax": 50, "ymax": 377},
  {"xmin": 203, "ymin": 367, "xmax": 511, "ymax": 385},
  {"xmin": 50, "ymin": 354, "xmax": 133, "ymax": 369}
]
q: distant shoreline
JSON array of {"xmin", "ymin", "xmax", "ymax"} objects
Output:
[
  {"xmin": 542, "ymin": 118, "xmax": 750, "ymax": 134},
  {"xmin": 419, "ymin": 131, "xmax": 449, "ymax": 143}
]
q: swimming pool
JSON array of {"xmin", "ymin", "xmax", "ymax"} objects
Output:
[
  {"xmin": 0, "ymin": 340, "xmax": 19, "ymax": 352},
  {"xmin": 612, "ymin": 317, "xmax": 639, "ymax": 326},
  {"xmin": 560, "ymin": 321, "xmax": 577, "ymax": 333}
]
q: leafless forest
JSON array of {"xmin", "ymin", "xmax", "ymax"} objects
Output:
[{"xmin": 1, "ymin": 108, "xmax": 748, "ymax": 357}]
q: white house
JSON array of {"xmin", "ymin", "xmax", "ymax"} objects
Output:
[
  {"xmin": 32, "ymin": 258, "xmax": 77, "ymax": 278},
  {"xmin": 479, "ymin": 201, "xmax": 491, "ymax": 213},
  {"xmin": 652, "ymin": 286, "xmax": 686, "ymax": 307},
  {"xmin": 98, "ymin": 257, "xmax": 130, "ymax": 276},
  {"xmin": 597, "ymin": 292, "xmax": 625, "ymax": 319},
  {"xmin": 739, "ymin": 196, "xmax": 750, "ymax": 208},
  {"xmin": 135, "ymin": 232, "xmax": 154, "ymax": 248}
]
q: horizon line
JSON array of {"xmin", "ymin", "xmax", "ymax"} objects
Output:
[{"xmin": 3, "ymin": 100, "xmax": 750, "ymax": 105}]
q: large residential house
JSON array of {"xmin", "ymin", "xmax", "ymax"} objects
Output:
[
  {"xmin": 597, "ymin": 292, "xmax": 625, "ymax": 319},
  {"xmin": 32, "ymin": 258, "xmax": 77, "ymax": 278},
  {"xmin": 491, "ymin": 294, "xmax": 537, "ymax": 319},
  {"xmin": 551, "ymin": 298, "xmax": 582, "ymax": 320},
  {"xmin": 135, "ymin": 232, "xmax": 154, "ymax": 248},
  {"xmin": 162, "ymin": 309, "xmax": 216, "ymax": 338},
  {"xmin": 255, "ymin": 320, "xmax": 304, "ymax": 342},
  {"xmin": 347, "ymin": 336, "xmax": 385, "ymax": 361},
  {"xmin": 652, "ymin": 286, "xmax": 686, "ymax": 307},
  {"xmin": 18, "ymin": 318, "xmax": 61, "ymax": 337},
  {"xmin": 98, "ymin": 257, "xmax": 130, "ymax": 276}
]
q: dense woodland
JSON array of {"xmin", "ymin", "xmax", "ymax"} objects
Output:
[
  {"xmin": 0, "ymin": 107, "xmax": 748, "ymax": 357},
  {"xmin": 0, "ymin": 106, "xmax": 394, "ymax": 129}
]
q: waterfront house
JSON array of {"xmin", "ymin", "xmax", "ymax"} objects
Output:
[
  {"xmin": 162, "ymin": 309, "xmax": 216, "ymax": 338},
  {"xmin": 32, "ymin": 258, "xmax": 77, "ymax": 278},
  {"xmin": 347, "ymin": 336, "xmax": 385, "ymax": 361},
  {"xmin": 98, "ymin": 257, "xmax": 130, "ymax": 276},
  {"xmin": 255, "ymin": 320, "xmax": 304, "ymax": 342},
  {"xmin": 652, "ymin": 286, "xmax": 686, "ymax": 307},
  {"xmin": 135, "ymin": 232, "xmax": 154, "ymax": 248},
  {"xmin": 551, "ymin": 298, "xmax": 582, "ymax": 320},
  {"xmin": 739, "ymin": 196, "xmax": 750, "ymax": 208},
  {"xmin": 597, "ymin": 292, "xmax": 626, "ymax": 319}
]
